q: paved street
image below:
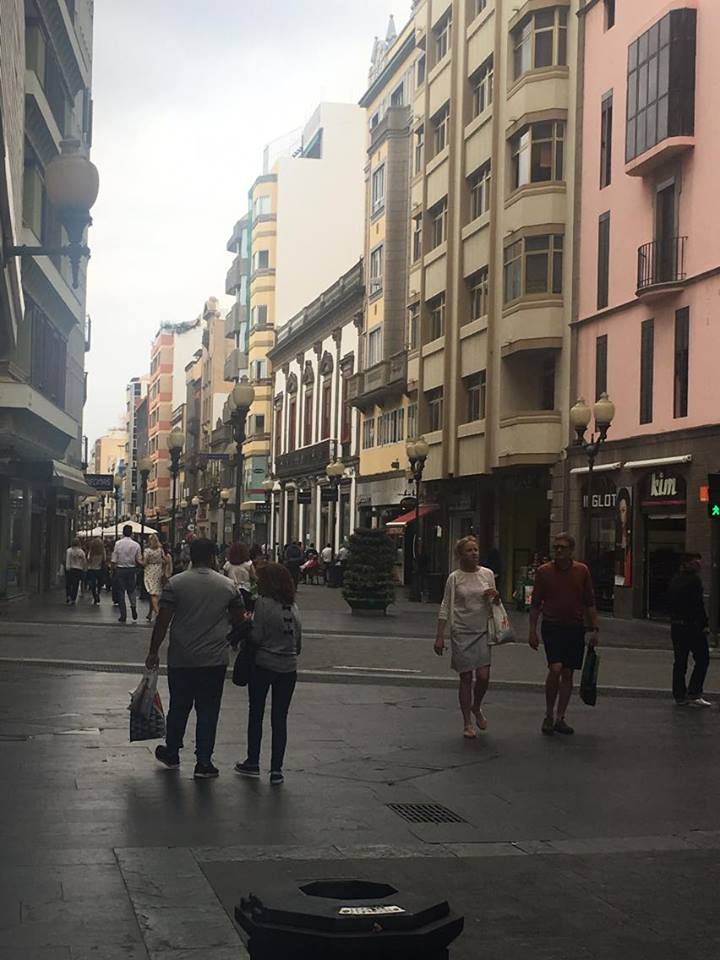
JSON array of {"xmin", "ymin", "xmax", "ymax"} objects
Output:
[
  {"xmin": 1, "ymin": 585, "xmax": 716, "ymax": 698},
  {"xmin": 1, "ymin": 662, "xmax": 720, "ymax": 959}
]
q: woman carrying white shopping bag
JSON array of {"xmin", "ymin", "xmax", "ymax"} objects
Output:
[{"xmin": 435, "ymin": 536, "xmax": 505, "ymax": 739}]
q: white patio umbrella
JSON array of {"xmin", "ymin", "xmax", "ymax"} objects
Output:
[{"xmin": 100, "ymin": 520, "xmax": 158, "ymax": 538}]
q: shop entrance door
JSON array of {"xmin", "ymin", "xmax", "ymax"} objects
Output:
[{"xmin": 644, "ymin": 518, "xmax": 685, "ymax": 619}]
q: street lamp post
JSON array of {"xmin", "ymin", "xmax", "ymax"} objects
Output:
[
  {"xmin": 113, "ymin": 473, "xmax": 123, "ymax": 542},
  {"xmin": 167, "ymin": 429, "xmax": 185, "ymax": 554},
  {"xmin": 139, "ymin": 457, "xmax": 153, "ymax": 555},
  {"xmin": 406, "ymin": 437, "xmax": 430, "ymax": 603},
  {"xmin": 262, "ymin": 479, "xmax": 274, "ymax": 552},
  {"xmin": 3, "ymin": 140, "xmax": 99, "ymax": 288},
  {"xmin": 569, "ymin": 393, "xmax": 616, "ymax": 577},
  {"xmin": 220, "ymin": 489, "xmax": 231, "ymax": 545},
  {"xmin": 229, "ymin": 380, "xmax": 255, "ymax": 542},
  {"xmin": 325, "ymin": 459, "xmax": 345, "ymax": 553}
]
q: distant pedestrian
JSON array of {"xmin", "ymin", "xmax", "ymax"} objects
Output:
[
  {"xmin": 224, "ymin": 541, "xmax": 256, "ymax": 610},
  {"xmin": 435, "ymin": 536, "xmax": 500, "ymax": 738},
  {"xmin": 143, "ymin": 534, "xmax": 165, "ymax": 623},
  {"xmin": 86, "ymin": 537, "xmax": 105, "ymax": 605},
  {"xmin": 235, "ymin": 563, "xmax": 302, "ymax": 786},
  {"xmin": 320, "ymin": 542, "xmax": 333, "ymax": 583},
  {"xmin": 669, "ymin": 552, "xmax": 712, "ymax": 707},
  {"xmin": 284, "ymin": 540, "xmax": 302, "ymax": 587},
  {"xmin": 145, "ymin": 538, "xmax": 245, "ymax": 779},
  {"xmin": 111, "ymin": 524, "xmax": 142, "ymax": 623},
  {"xmin": 528, "ymin": 532, "xmax": 598, "ymax": 735},
  {"xmin": 64, "ymin": 538, "xmax": 86, "ymax": 605}
]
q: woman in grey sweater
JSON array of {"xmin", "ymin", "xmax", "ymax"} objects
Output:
[{"xmin": 235, "ymin": 563, "xmax": 301, "ymax": 785}]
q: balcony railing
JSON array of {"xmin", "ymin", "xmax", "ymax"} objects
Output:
[
  {"xmin": 347, "ymin": 351, "xmax": 408, "ymax": 409},
  {"xmin": 275, "ymin": 439, "xmax": 332, "ymax": 479},
  {"xmin": 225, "ymin": 254, "xmax": 249, "ymax": 295},
  {"xmin": 224, "ymin": 303, "xmax": 247, "ymax": 339},
  {"xmin": 224, "ymin": 347, "xmax": 248, "ymax": 382},
  {"xmin": 637, "ymin": 236, "xmax": 687, "ymax": 294}
]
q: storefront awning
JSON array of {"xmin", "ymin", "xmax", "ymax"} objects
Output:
[
  {"xmin": 10, "ymin": 459, "xmax": 95, "ymax": 496},
  {"xmin": 385, "ymin": 503, "xmax": 439, "ymax": 534},
  {"xmin": 51, "ymin": 461, "xmax": 95, "ymax": 496}
]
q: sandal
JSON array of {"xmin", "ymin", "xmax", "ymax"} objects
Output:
[
  {"xmin": 473, "ymin": 707, "xmax": 488, "ymax": 731},
  {"xmin": 463, "ymin": 725, "xmax": 477, "ymax": 739}
]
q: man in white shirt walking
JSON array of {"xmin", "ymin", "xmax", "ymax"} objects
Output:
[{"xmin": 111, "ymin": 525, "xmax": 142, "ymax": 623}]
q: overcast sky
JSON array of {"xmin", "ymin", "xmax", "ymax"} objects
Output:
[{"xmin": 85, "ymin": 0, "xmax": 407, "ymax": 447}]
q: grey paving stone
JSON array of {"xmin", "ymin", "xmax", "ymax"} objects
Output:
[{"xmin": 0, "ymin": 949, "xmax": 71, "ymax": 960}]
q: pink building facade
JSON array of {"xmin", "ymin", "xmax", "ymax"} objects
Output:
[{"xmin": 571, "ymin": 0, "xmax": 718, "ymax": 621}]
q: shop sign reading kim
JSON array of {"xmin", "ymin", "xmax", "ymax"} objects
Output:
[{"xmin": 640, "ymin": 471, "xmax": 687, "ymax": 511}]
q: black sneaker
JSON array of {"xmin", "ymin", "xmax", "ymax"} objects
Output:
[
  {"xmin": 541, "ymin": 716, "xmax": 554, "ymax": 735},
  {"xmin": 234, "ymin": 760, "xmax": 260, "ymax": 779},
  {"xmin": 155, "ymin": 745, "xmax": 180, "ymax": 769},
  {"xmin": 270, "ymin": 770, "xmax": 284, "ymax": 786},
  {"xmin": 117, "ymin": 617, "xmax": 127, "ymax": 624},
  {"xmin": 194, "ymin": 762, "xmax": 219, "ymax": 779},
  {"xmin": 554, "ymin": 718, "xmax": 574, "ymax": 735},
  {"xmin": 131, "ymin": 607, "xmax": 138, "ymax": 622}
]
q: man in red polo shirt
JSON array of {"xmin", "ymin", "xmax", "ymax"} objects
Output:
[{"xmin": 529, "ymin": 532, "xmax": 599, "ymax": 735}]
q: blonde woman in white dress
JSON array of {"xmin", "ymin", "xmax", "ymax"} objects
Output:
[
  {"xmin": 143, "ymin": 533, "xmax": 164, "ymax": 623},
  {"xmin": 435, "ymin": 536, "xmax": 500, "ymax": 738}
]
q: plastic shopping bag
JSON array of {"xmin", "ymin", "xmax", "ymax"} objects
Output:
[
  {"xmin": 128, "ymin": 669, "xmax": 166, "ymax": 741},
  {"xmin": 580, "ymin": 645, "xmax": 600, "ymax": 706},
  {"xmin": 487, "ymin": 600, "xmax": 515, "ymax": 646}
]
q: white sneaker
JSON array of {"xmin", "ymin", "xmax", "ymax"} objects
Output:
[{"xmin": 688, "ymin": 698, "xmax": 713, "ymax": 708}]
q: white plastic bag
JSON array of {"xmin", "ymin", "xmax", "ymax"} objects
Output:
[
  {"xmin": 487, "ymin": 601, "xmax": 515, "ymax": 646},
  {"xmin": 128, "ymin": 669, "xmax": 165, "ymax": 741}
]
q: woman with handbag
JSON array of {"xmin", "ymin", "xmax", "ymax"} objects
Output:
[
  {"xmin": 435, "ymin": 536, "xmax": 500, "ymax": 738},
  {"xmin": 234, "ymin": 562, "xmax": 301, "ymax": 785}
]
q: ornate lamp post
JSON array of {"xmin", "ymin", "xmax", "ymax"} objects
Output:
[
  {"xmin": 220, "ymin": 488, "xmax": 231, "ymax": 544},
  {"xmin": 406, "ymin": 437, "xmax": 430, "ymax": 602},
  {"xmin": 325, "ymin": 459, "xmax": 345, "ymax": 552},
  {"xmin": 569, "ymin": 393, "xmax": 616, "ymax": 576},
  {"xmin": 139, "ymin": 457, "xmax": 153, "ymax": 554},
  {"xmin": 229, "ymin": 380, "xmax": 255, "ymax": 541},
  {"xmin": 113, "ymin": 473, "xmax": 123, "ymax": 542},
  {"xmin": 4, "ymin": 140, "xmax": 99, "ymax": 288},
  {"xmin": 261, "ymin": 479, "xmax": 275, "ymax": 554},
  {"xmin": 167, "ymin": 429, "xmax": 185, "ymax": 553}
]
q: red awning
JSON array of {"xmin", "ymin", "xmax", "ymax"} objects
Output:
[{"xmin": 385, "ymin": 503, "xmax": 439, "ymax": 534}]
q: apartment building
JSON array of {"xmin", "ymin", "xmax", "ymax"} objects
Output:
[
  {"xmin": 353, "ymin": 0, "xmax": 578, "ymax": 596},
  {"xmin": 181, "ymin": 298, "xmax": 233, "ymax": 542},
  {"xmin": 350, "ymin": 15, "xmax": 419, "ymax": 536},
  {"xmin": 123, "ymin": 375, "xmax": 147, "ymax": 514},
  {"xmin": 571, "ymin": 0, "xmax": 715, "ymax": 622},
  {"xmin": 0, "ymin": 0, "xmax": 95, "ymax": 600},
  {"xmin": 145, "ymin": 317, "xmax": 202, "ymax": 520},
  {"xmin": 269, "ymin": 261, "xmax": 363, "ymax": 554},
  {"xmin": 224, "ymin": 103, "xmax": 366, "ymax": 543},
  {"xmin": 92, "ymin": 428, "xmax": 125, "ymax": 476}
]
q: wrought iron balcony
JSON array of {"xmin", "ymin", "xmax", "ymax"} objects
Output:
[
  {"xmin": 347, "ymin": 351, "xmax": 408, "ymax": 410},
  {"xmin": 275, "ymin": 439, "xmax": 332, "ymax": 479},
  {"xmin": 636, "ymin": 236, "xmax": 687, "ymax": 297}
]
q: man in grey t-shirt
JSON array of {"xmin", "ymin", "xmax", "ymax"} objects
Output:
[{"xmin": 145, "ymin": 538, "xmax": 244, "ymax": 779}]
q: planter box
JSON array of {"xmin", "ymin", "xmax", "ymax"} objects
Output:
[{"xmin": 345, "ymin": 597, "xmax": 390, "ymax": 616}]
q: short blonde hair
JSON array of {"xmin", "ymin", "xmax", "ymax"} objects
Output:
[
  {"xmin": 148, "ymin": 533, "xmax": 160, "ymax": 550},
  {"xmin": 455, "ymin": 535, "xmax": 479, "ymax": 557}
]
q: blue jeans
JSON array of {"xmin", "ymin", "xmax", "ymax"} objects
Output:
[
  {"xmin": 166, "ymin": 666, "xmax": 226, "ymax": 764},
  {"xmin": 247, "ymin": 665, "xmax": 297, "ymax": 771},
  {"xmin": 115, "ymin": 568, "xmax": 137, "ymax": 620}
]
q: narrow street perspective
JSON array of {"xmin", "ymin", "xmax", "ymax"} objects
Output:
[{"xmin": 2, "ymin": 1, "xmax": 720, "ymax": 958}]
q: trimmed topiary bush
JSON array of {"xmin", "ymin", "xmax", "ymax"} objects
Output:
[{"xmin": 342, "ymin": 527, "xmax": 396, "ymax": 612}]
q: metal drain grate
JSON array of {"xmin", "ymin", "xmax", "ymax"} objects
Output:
[{"xmin": 387, "ymin": 802, "xmax": 466, "ymax": 824}]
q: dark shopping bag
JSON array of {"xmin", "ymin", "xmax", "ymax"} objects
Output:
[
  {"xmin": 580, "ymin": 645, "xmax": 600, "ymax": 706},
  {"xmin": 232, "ymin": 639, "xmax": 256, "ymax": 687},
  {"xmin": 128, "ymin": 669, "xmax": 166, "ymax": 741}
]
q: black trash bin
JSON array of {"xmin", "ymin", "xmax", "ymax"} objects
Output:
[
  {"xmin": 235, "ymin": 877, "xmax": 464, "ymax": 959},
  {"xmin": 326, "ymin": 561, "xmax": 343, "ymax": 589}
]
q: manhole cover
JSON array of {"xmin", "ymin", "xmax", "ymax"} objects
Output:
[{"xmin": 387, "ymin": 802, "xmax": 466, "ymax": 824}]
